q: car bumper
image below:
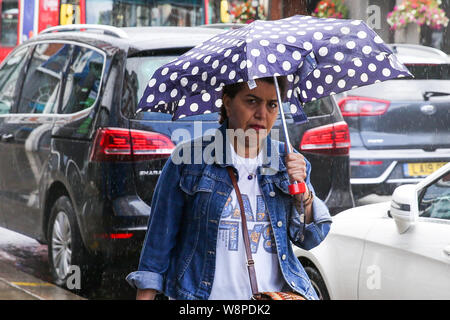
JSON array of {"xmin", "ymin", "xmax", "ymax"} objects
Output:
[{"xmin": 349, "ymin": 148, "xmax": 450, "ymax": 185}]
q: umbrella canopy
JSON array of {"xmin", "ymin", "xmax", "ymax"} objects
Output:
[{"xmin": 137, "ymin": 15, "xmax": 412, "ymax": 123}]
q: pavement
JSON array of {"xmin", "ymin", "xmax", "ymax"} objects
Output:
[{"xmin": 0, "ymin": 260, "xmax": 84, "ymax": 300}]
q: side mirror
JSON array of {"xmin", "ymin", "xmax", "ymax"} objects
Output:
[{"xmin": 390, "ymin": 184, "xmax": 418, "ymax": 234}]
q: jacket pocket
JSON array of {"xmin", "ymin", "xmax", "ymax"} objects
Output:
[
  {"xmin": 179, "ymin": 171, "xmax": 214, "ymax": 219},
  {"xmin": 273, "ymin": 176, "xmax": 291, "ymax": 195}
]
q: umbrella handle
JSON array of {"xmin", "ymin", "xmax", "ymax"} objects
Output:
[{"xmin": 273, "ymin": 75, "xmax": 307, "ymax": 195}]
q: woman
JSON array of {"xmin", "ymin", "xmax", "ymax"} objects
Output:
[{"xmin": 126, "ymin": 77, "xmax": 332, "ymax": 300}]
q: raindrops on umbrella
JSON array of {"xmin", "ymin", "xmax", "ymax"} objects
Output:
[{"xmin": 137, "ymin": 15, "xmax": 412, "ymax": 123}]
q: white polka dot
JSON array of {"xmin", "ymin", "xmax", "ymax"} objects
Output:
[
  {"xmin": 170, "ymin": 89, "xmax": 178, "ymax": 98},
  {"xmin": 215, "ymin": 99, "xmax": 222, "ymax": 108},
  {"xmin": 333, "ymin": 66, "xmax": 342, "ymax": 73},
  {"xmin": 220, "ymin": 65, "xmax": 227, "ymax": 74},
  {"xmin": 170, "ymin": 72, "xmax": 178, "ymax": 81},
  {"xmin": 287, "ymin": 75, "xmax": 294, "ymax": 82},
  {"xmin": 246, "ymin": 60, "xmax": 253, "ymax": 68},
  {"xmin": 319, "ymin": 47, "xmax": 328, "ymax": 57},
  {"xmin": 268, "ymin": 54, "xmax": 277, "ymax": 63},
  {"xmin": 240, "ymin": 60, "xmax": 247, "ymax": 69},
  {"xmin": 361, "ymin": 73, "xmax": 369, "ymax": 82},
  {"xmin": 302, "ymin": 91, "xmax": 308, "ymax": 99},
  {"xmin": 351, "ymin": 20, "xmax": 362, "ymax": 25},
  {"xmin": 313, "ymin": 32, "xmax": 323, "ymax": 40},
  {"xmin": 357, "ymin": 31, "xmax": 367, "ymax": 39},
  {"xmin": 159, "ymin": 83, "xmax": 166, "ymax": 92},
  {"xmin": 259, "ymin": 64, "xmax": 267, "ymax": 73},
  {"xmin": 224, "ymin": 49, "xmax": 232, "ymax": 57},
  {"xmin": 180, "ymin": 77, "xmax": 188, "ymax": 87},
  {"xmin": 287, "ymin": 36, "xmax": 296, "ymax": 43},
  {"xmin": 368, "ymin": 64, "xmax": 377, "ymax": 72},
  {"xmin": 277, "ymin": 44, "xmax": 286, "ymax": 53},
  {"xmin": 147, "ymin": 94, "xmax": 154, "ymax": 103},
  {"xmin": 212, "ymin": 60, "xmax": 219, "ymax": 69},
  {"xmin": 210, "ymin": 76, "xmax": 217, "ymax": 86},
  {"xmin": 334, "ymin": 52, "xmax": 344, "ymax": 61},
  {"xmin": 354, "ymin": 59, "xmax": 363, "ymax": 67},
  {"xmin": 341, "ymin": 27, "xmax": 350, "ymax": 34},
  {"xmin": 287, "ymin": 90, "xmax": 293, "ymax": 98},
  {"xmin": 260, "ymin": 39, "xmax": 270, "ymax": 46},
  {"xmin": 383, "ymin": 68, "xmax": 391, "ymax": 77},
  {"xmin": 191, "ymin": 83, "xmax": 198, "ymax": 92},
  {"xmin": 149, "ymin": 78, "xmax": 156, "ymax": 87},
  {"xmin": 338, "ymin": 80, "xmax": 346, "ymax": 88},
  {"xmin": 161, "ymin": 67, "xmax": 169, "ymax": 75},
  {"xmin": 202, "ymin": 72, "xmax": 208, "ymax": 81},
  {"xmin": 202, "ymin": 93, "xmax": 211, "ymax": 102},
  {"xmin": 251, "ymin": 49, "xmax": 261, "ymax": 57},
  {"xmin": 317, "ymin": 86, "xmax": 324, "ymax": 95},
  {"xmin": 376, "ymin": 54, "xmax": 385, "ymax": 61},
  {"xmin": 348, "ymin": 69, "xmax": 356, "ymax": 77},
  {"xmin": 229, "ymin": 70, "xmax": 236, "ymax": 80},
  {"xmin": 330, "ymin": 37, "xmax": 339, "ymax": 44},
  {"xmin": 303, "ymin": 42, "xmax": 313, "ymax": 51},
  {"xmin": 190, "ymin": 103, "xmax": 199, "ymax": 112},
  {"xmin": 283, "ymin": 61, "xmax": 291, "ymax": 71},
  {"xmin": 191, "ymin": 66, "xmax": 199, "ymax": 75},
  {"xmin": 232, "ymin": 54, "xmax": 239, "ymax": 63},
  {"xmin": 362, "ymin": 46, "xmax": 372, "ymax": 54},
  {"xmin": 182, "ymin": 62, "xmax": 190, "ymax": 70},
  {"xmin": 290, "ymin": 104, "xmax": 298, "ymax": 114},
  {"xmin": 204, "ymin": 56, "xmax": 211, "ymax": 63},
  {"xmin": 374, "ymin": 36, "xmax": 383, "ymax": 44},
  {"xmin": 292, "ymin": 51, "xmax": 302, "ymax": 60},
  {"xmin": 346, "ymin": 41, "xmax": 356, "ymax": 49},
  {"xmin": 178, "ymin": 98, "xmax": 185, "ymax": 106},
  {"xmin": 313, "ymin": 70, "xmax": 321, "ymax": 78},
  {"xmin": 306, "ymin": 81, "xmax": 312, "ymax": 90},
  {"xmin": 325, "ymin": 75, "xmax": 333, "ymax": 84}
]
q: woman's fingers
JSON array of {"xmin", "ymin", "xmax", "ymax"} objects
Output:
[{"xmin": 285, "ymin": 153, "xmax": 307, "ymax": 182}]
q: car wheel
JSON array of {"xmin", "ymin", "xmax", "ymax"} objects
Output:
[
  {"xmin": 304, "ymin": 266, "xmax": 330, "ymax": 300},
  {"xmin": 47, "ymin": 195, "xmax": 103, "ymax": 294}
]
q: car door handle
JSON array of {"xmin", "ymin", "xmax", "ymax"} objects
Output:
[
  {"xmin": 444, "ymin": 246, "xmax": 450, "ymax": 256},
  {"xmin": 1, "ymin": 133, "xmax": 14, "ymax": 142}
]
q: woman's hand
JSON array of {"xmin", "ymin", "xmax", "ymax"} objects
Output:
[
  {"xmin": 136, "ymin": 288, "xmax": 157, "ymax": 300},
  {"xmin": 285, "ymin": 153, "xmax": 308, "ymax": 184}
]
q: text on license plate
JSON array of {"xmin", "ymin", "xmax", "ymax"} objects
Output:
[{"xmin": 403, "ymin": 162, "xmax": 447, "ymax": 177}]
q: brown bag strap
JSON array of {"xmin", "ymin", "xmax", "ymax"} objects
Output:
[{"xmin": 226, "ymin": 166, "xmax": 259, "ymax": 296}]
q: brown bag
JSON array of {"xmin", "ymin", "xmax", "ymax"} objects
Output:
[{"xmin": 226, "ymin": 167, "xmax": 306, "ymax": 301}]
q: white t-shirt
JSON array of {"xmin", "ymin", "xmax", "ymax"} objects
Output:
[{"xmin": 209, "ymin": 145, "xmax": 285, "ymax": 300}]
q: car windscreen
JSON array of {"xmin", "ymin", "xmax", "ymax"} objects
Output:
[
  {"xmin": 405, "ymin": 64, "xmax": 450, "ymax": 80},
  {"xmin": 124, "ymin": 55, "xmax": 218, "ymax": 121}
]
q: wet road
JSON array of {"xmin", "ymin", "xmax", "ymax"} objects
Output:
[
  {"xmin": 0, "ymin": 194, "xmax": 391, "ymax": 300},
  {"xmin": 0, "ymin": 226, "xmax": 137, "ymax": 300}
]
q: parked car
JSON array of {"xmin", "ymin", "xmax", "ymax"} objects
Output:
[
  {"xmin": 0, "ymin": 24, "xmax": 352, "ymax": 292},
  {"xmin": 334, "ymin": 44, "xmax": 450, "ymax": 198},
  {"xmin": 294, "ymin": 162, "xmax": 450, "ymax": 299}
]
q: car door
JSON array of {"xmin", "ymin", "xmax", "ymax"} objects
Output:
[
  {"xmin": 0, "ymin": 45, "xmax": 31, "ymax": 228},
  {"xmin": 2, "ymin": 42, "xmax": 73, "ymax": 238},
  {"xmin": 358, "ymin": 174, "xmax": 450, "ymax": 299}
]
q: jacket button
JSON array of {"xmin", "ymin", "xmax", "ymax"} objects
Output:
[
  {"xmin": 281, "ymin": 254, "xmax": 286, "ymax": 260},
  {"xmin": 269, "ymin": 191, "xmax": 276, "ymax": 197},
  {"xmin": 277, "ymin": 221, "xmax": 283, "ymax": 228}
]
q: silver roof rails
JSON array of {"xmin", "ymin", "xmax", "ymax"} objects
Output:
[{"xmin": 40, "ymin": 24, "xmax": 129, "ymax": 39}]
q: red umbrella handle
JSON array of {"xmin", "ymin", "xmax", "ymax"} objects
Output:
[{"xmin": 289, "ymin": 181, "xmax": 306, "ymax": 195}]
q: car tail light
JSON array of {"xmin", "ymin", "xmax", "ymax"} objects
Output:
[
  {"xmin": 337, "ymin": 96, "xmax": 390, "ymax": 117},
  {"xmin": 90, "ymin": 127, "xmax": 175, "ymax": 162},
  {"xmin": 300, "ymin": 121, "xmax": 350, "ymax": 155}
]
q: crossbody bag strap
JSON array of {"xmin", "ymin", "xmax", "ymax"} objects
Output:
[{"xmin": 226, "ymin": 166, "xmax": 259, "ymax": 297}]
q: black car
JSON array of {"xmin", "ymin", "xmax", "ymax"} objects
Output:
[
  {"xmin": 335, "ymin": 44, "xmax": 450, "ymax": 198},
  {"xmin": 0, "ymin": 24, "xmax": 353, "ymax": 292}
]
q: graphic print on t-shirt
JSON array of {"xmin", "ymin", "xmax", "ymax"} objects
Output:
[{"xmin": 218, "ymin": 194, "xmax": 277, "ymax": 254}]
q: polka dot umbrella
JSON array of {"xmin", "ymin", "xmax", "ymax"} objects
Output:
[
  {"xmin": 137, "ymin": 15, "xmax": 411, "ymax": 124},
  {"xmin": 137, "ymin": 14, "xmax": 412, "ymax": 195}
]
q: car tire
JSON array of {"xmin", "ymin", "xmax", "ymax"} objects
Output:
[
  {"xmin": 47, "ymin": 195, "xmax": 103, "ymax": 294},
  {"xmin": 304, "ymin": 266, "xmax": 330, "ymax": 300}
]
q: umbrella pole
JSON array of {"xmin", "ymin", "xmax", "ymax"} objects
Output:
[{"xmin": 273, "ymin": 75, "xmax": 306, "ymax": 195}]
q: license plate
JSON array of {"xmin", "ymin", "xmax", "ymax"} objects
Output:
[{"xmin": 403, "ymin": 162, "xmax": 447, "ymax": 177}]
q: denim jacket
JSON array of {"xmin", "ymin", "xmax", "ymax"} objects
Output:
[{"xmin": 126, "ymin": 120, "xmax": 332, "ymax": 300}]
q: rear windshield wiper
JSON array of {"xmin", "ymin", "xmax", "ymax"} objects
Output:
[{"xmin": 423, "ymin": 91, "xmax": 450, "ymax": 101}]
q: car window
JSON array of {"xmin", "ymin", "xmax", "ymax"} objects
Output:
[
  {"xmin": 17, "ymin": 43, "xmax": 72, "ymax": 114},
  {"xmin": 302, "ymin": 97, "xmax": 334, "ymax": 117},
  {"xmin": 59, "ymin": 46, "xmax": 104, "ymax": 114},
  {"xmin": 0, "ymin": 46, "xmax": 28, "ymax": 114},
  {"xmin": 405, "ymin": 64, "xmax": 450, "ymax": 80},
  {"xmin": 419, "ymin": 171, "xmax": 450, "ymax": 220}
]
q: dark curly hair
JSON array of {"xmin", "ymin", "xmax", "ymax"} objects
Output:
[{"xmin": 219, "ymin": 77, "xmax": 288, "ymax": 124}]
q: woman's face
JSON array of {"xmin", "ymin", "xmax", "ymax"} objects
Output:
[{"xmin": 223, "ymin": 79, "xmax": 279, "ymax": 143}]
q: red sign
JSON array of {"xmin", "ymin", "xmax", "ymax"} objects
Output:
[{"xmin": 38, "ymin": 0, "xmax": 59, "ymax": 33}]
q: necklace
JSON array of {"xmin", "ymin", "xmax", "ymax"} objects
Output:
[{"xmin": 233, "ymin": 152, "xmax": 259, "ymax": 181}]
